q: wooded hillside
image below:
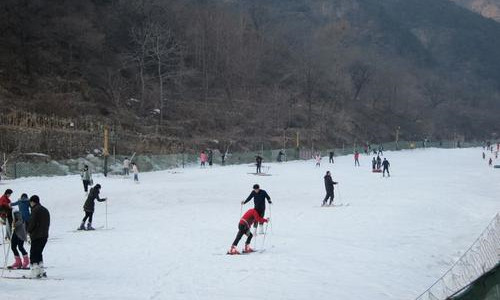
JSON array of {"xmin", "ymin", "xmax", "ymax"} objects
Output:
[{"xmin": 1, "ymin": 0, "xmax": 499, "ymax": 157}]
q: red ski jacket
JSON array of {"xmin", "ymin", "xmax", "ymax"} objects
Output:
[
  {"xmin": 0, "ymin": 194, "xmax": 11, "ymax": 208},
  {"xmin": 0, "ymin": 194, "xmax": 11, "ymax": 218},
  {"xmin": 239, "ymin": 209, "xmax": 268, "ymax": 228}
]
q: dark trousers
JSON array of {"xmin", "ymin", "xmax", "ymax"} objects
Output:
[
  {"xmin": 83, "ymin": 180, "xmax": 90, "ymax": 192},
  {"xmin": 254, "ymin": 206, "xmax": 265, "ymax": 227},
  {"xmin": 256, "ymin": 164, "xmax": 262, "ymax": 173},
  {"xmin": 355, "ymin": 159, "xmax": 360, "ymax": 166},
  {"xmin": 11, "ymin": 233, "xmax": 27, "ymax": 256},
  {"xmin": 232, "ymin": 224, "xmax": 253, "ymax": 246},
  {"xmin": 329, "ymin": 157, "xmax": 334, "ymax": 163},
  {"xmin": 323, "ymin": 191, "xmax": 334, "ymax": 204},
  {"xmin": 383, "ymin": 167, "xmax": 390, "ymax": 177},
  {"xmin": 82, "ymin": 211, "xmax": 94, "ymax": 224},
  {"xmin": 30, "ymin": 237, "xmax": 48, "ymax": 264},
  {"xmin": 123, "ymin": 168, "xmax": 129, "ymax": 176}
]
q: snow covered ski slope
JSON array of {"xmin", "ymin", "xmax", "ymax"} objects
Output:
[{"xmin": 0, "ymin": 147, "xmax": 498, "ymax": 300}]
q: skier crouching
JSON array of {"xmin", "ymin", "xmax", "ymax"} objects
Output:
[{"xmin": 228, "ymin": 208, "xmax": 269, "ymax": 255}]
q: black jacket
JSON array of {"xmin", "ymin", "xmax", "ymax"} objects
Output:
[
  {"xmin": 244, "ymin": 190, "xmax": 271, "ymax": 209},
  {"xmin": 324, "ymin": 175, "xmax": 338, "ymax": 193},
  {"xmin": 84, "ymin": 187, "xmax": 106, "ymax": 212},
  {"xmin": 27, "ymin": 203, "xmax": 50, "ymax": 240},
  {"xmin": 382, "ymin": 160, "xmax": 390, "ymax": 168}
]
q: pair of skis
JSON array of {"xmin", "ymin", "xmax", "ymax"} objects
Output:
[{"xmin": 320, "ymin": 203, "xmax": 350, "ymax": 207}]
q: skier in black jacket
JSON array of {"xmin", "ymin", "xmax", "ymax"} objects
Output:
[
  {"xmin": 241, "ymin": 184, "xmax": 271, "ymax": 233},
  {"xmin": 255, "ymin": 155, "xmax": 263, "ymax": 174},
  {"xmin": 322, "ymin": 171, "xmax": 338, "ymax": 206},
  {"xmin": 27, "ymin": 195, "xmax": 50, "ymax": 278},
  {"xmin": 78, "ymin": 184, "xmax": 106, "ymax": 230},
  {"xmin": 382, "ymin": 158, "xmax": 390, "ymax": 177}
]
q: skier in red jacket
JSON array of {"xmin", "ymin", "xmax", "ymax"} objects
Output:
[
  {"xmin": 228, "ymin": 208, "xmax": 268, "ymax": 255},
  {"xmin": 0, "ymin": 189, "xmax": 13, "ymax": 226}
]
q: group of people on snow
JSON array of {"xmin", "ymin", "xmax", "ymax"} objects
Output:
[
  {"xmin": 200, "ymin": 150, "xmax": 213, "ymax": 168},
  {"xmin": 0, "ymin": 189, "xmax": 50, "ymax": 278},
  {"xmin": 371, "ymin": 155, "xmax": 390, "ymax": 177}
]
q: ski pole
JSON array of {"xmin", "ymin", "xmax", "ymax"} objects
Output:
[
  {"xmin": 337, "ymin": 185, "xmax": 342, "ymax": 203},
  {"xmin": 1, "ymin": 223, "xmax": 6, "ymax": 274},
  {"xmin": 105, "ymin": 198, "xmax": 108, "ymax": 230},
  {"xmin": 1, "ymin": 223, "xmax": 14, "ymax": 277},
  {"xmin": 261, "ymin": 222, "xmax": 269, "ymax": 250},
  {"xmin": 269, "ymin": 204, "xmax": 273, "ymax": 234}
]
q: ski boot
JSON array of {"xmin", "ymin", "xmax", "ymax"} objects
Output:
[
  {"xmin": 22, "ymin": 254, "xmax": 30, "ymax": 269},
  {"xmin": 8, "ymin": 256, "xmax": 22, "ymax": 269},
  {"xmin": 243, "ymin": 244, "xmax": 254, "ymax": 253},
  {"xmin": 39, "ymin": 262, "xmax": 47, "ymax": 277},
  {"xmin": 78, "ymin": 222, "xmax": 86, "ymax": 230},
  {"xmin": 86, "ymin": 223, "xmax": 95, "ymax": 230},
  {"xmin": 29, "ymin": 263, "xmax": 42, "ymax": 279},
  {"xmin": 227, "ymin": 245, "xmax": 240, "ymax": 255}
]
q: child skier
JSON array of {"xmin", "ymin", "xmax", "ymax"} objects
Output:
[
  {"xmin": 314, "ymin": 154, "xmax": 321, "ymax": 167},
  {"xmin": 8, "ymin": 211, "xmax": 29, "ymax": 269},
  {"xmin": 200, "ymin": 151, "xmax": 208, "ymax": 168},
  {"xmin": 132, "ymin": 162, "xmax": 139, "ymax": 183},
  {"xmin": 78, "ymin": 184, "xmax": 106, "ymax": 230},
  {"xmin": 228, "ymin": 208, "xmax": 269, "ymax": 255},
  {"xmin": 81, "ymin": 165, "xmax": 93, "ymax": 193},
  {"xmin": 354, "ymin": 151, "xmax": 360, "ymax": 167}
]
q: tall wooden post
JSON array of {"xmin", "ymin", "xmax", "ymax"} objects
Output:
[{"xmin": 103, "ymin": 126, "xmax": 110, "ymax": 177}]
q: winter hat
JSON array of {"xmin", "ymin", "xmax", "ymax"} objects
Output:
[
  {"xmin": 29, "ymin": 195, "xmax": 40, "ymax": 204},
  {"xmin": 253, "ymin": 184, "xmax": 260, "ymax": 189},
  {"xmin": 95, "ymin": 184, "xmax": 101, "ymax": 189},
  {"xmin": 5, "ymin": 189, "xmax": 13, "ymax": 195}
]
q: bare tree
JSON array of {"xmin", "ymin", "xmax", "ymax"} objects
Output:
[
  {"xmin": 350, "ymin": 61, "xmax": 372, "ymax": 102},
  {"xmin": 147, "ymin": 23, "xmax": 181, "ymax": 126}
]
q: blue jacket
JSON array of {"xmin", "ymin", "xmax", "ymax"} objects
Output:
[{"xmin": 11, "ymin": 196, "xmax": 31, "ymax": 222}]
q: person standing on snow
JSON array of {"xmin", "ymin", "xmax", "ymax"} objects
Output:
[
  {"xmin": 314, "ymin": 153, "xmax": 321, "ymax": 167},
  {"xmin": 382, "ymin": 158, "xmax": 390, "ymax": 177},
  {"xmin": 81, "ymin": 165, "xmax": 93, "ymax": 193},
  {"xmin": 27, "ymin": 195, "xmax": 50, "ymax": 278},
  {"xmin": 372, "ymin": 157, "xmax": 377, "ymax": 171},
  {"xmin": 376, "ymin": 155, "xmax": 382, "ymax": 170},
  {"xmin": 123, "ymin": 157, "xmax": 130, "ymax": 176},
  {"xmin": 8, "ymin": 211, "xmax": 29, "ymax": 269},
  {"xmin": 329, "ymin": 151, "xmax": 334, "ymax": 164},
  {"xmin": 208, "ymin": 150, "xmax": 213, "ymax": 167},
  {"xmin": 78, "ymin": 184, "xmax": 106, "ymax": 230},
  {"xmin": 200, "ymin": 151, "xmax": 208, "ymax": 168},
  {"xmin": 489, "ymin": 157, "xmax": 493, "ymax": 166},
  {"xmin": 228, "ymin": 208, "xmax": 269, "ymax": 255},
  {"xmin": 241, "ymin": 184, "xmax": 271, "ymax": 234},
  {"xmin": 255, "ymin": 155, "xmax": 263, "ymax": 174},
  {"xmin": 0, "ymin": 189, "xmax": 13, "ymax": 234},
  {"xmin": 354, "ymin": 151, "xmax": 360, "ymax": 167},
  {"xmin": 132, "ymin": 162, "xmax": 139, "ymax": 183},
  {"xmin": 322, "ymin": 171, "xmax": 338, "ymax": 206}
]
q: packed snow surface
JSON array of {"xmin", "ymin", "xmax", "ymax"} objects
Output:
[{"xmin": 0, "ymin": 148, "xmax": 499, "ymax": 300}]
